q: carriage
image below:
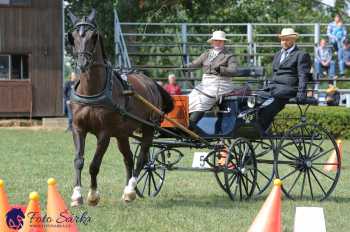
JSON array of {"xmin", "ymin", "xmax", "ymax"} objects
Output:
[
  {"xmin": 67, "ymin": 10, "xmax": 340, "ymax": 205},
  {"xmin": 132, "ymin": 81, "xmax": 341, "ymax": 202}
]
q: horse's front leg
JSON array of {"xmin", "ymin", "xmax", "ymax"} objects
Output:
[
  {"xmin": 71, "ymin": 129, "xmax": 87, "ymax": 207},
  {"xmin": 122, "ymin": 127, "xmax": 154, "ymax": 203},
  {"xmin": 87, "ymin": 135, "xmax": 110, "ymax": 206},
  {"xmin": 116, "ymin": 137, "xmax": 135, "ymax": 203}
]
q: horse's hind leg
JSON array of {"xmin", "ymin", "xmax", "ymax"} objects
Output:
[
  {"xmin": 116, "ymin": 137, "xmax": 135, "ymax": 202},
  {"xmin": 87, "ymin": 135, "xmax": 110, "ymax": 206},
  {"xmin": 122, "ymin": 127, "xmax": 154, "ymax": 202},
  {"xmin": 71, "ymin": 130, "xmax": 87, "ymax": 207}
]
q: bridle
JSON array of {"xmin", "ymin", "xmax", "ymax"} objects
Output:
[{"xmin": 72, "ymin": 18, "xmax": 103, "ymax": 69}]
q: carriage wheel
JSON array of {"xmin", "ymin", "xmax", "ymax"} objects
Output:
[
  {"xmin": 208, "ymin": 148, "xmax": 229, "ymax": 193},
  {"xmin": 133, "ymin": 144, "xmax": 166, "ymax": 198},
  {"xmin": 275, "ymin": 123, "xmax": 341, "ymax": 201},
  {"xmin": 224, "ymin": 138, "xmax": 257, "ymax": 200},
  {"xmin": 251, "ymin": 139, "xmax": 275, "ymax": 195}
]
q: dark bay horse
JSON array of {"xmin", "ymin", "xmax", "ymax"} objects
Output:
[{"xmin": 67, "ymin": 10, "xmax": 173, "ymax": 206}]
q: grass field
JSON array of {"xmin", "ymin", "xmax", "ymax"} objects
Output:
[{"xmin": 0, "ymin": 128, "xmax": 349, "ymax": 232}]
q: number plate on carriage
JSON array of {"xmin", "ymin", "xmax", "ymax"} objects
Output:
[{"xmin": 192, "ymin": 152, "xmax": 210, "ymax": 168}]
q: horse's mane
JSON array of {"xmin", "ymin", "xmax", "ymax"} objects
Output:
[{"xmin": 97, "ymin": 32, "xmax": 108, "ymax": 62}]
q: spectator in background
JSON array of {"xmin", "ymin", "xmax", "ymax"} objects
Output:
[
  {"xmin": 164, "ymin": 73, "xmax": 182, "ymax": 95},
  {"xmin": 327, "ymin": 13, "xmax": 347, "ymax": 77},
  {"xmin": 63, "ymin": 72, "xmax": 78, "ymax": 132},
  {"xmin": 315, "ymin": 39, "xmax": 335, "ymax": 79},
  {"xmin": 340, "ymin": 39, "xmax": 350, "ymax": 77},
  {"xmin": 326, "ymin": 83, "xmax": 340, "ymax": 106}
]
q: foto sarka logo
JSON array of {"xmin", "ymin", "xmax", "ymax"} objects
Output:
[{"xmin": 6, "ymin": 208, "xmax": 25, "ymax": 230}]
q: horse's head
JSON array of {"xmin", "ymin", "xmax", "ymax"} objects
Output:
[{"xmin": 67, "ymin": 9, "xmax": 99, "ymax": 73}]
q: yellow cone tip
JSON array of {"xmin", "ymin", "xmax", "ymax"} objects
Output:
[
  {"xmin": 336, "ymin": 139, "xmax": 342, "ymax": 144},
  {"xmin": 274, "ymin": 179, "xmax": 282, "ymax": 186},
  {"xmin": 47, "ymin": 178, "xmax": 57, "ymax": 185},
  {"xmin": 29, "ymin": 192, "xmax": 40, "ymax": 201},
  {"xmin": 0, "ymin": 179, "xmax": 4, "ymax": 187}
]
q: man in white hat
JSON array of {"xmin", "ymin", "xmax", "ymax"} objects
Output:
[
  {"xmin": 184, "ymin": 30, "xmax": 237, "ymax": 129},
  {"xmin": 259, "ymin": 28, "xmax": 311, "ymax": 131}
]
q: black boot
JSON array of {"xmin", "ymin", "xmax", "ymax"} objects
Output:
[{"xmin": 189, "ymin": 111, "xmax": 205, "ymax": 130}]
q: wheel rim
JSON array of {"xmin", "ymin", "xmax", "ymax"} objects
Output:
[
  {"xmin": 251, "ymin": 139, "xmax": 275, "ymax": 195},
  {"xmin": 275, "ymin": 123, "xmax": 341, "ymax": 201},
  {"xmin": 133, "ymin": 145, "xmax": 166, "ymax": 197},
  {"xmin": 224, "ymin": 138, "xmax": 257, "ymax": 200}
]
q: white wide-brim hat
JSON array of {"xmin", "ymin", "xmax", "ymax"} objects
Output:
[
  {"xmin": 278, "ymin": 28, "xmax": 299, "ymax": 38},
  {"xmin": 207, "ymin": 30, "xmax": 229, "ymax": 43}
]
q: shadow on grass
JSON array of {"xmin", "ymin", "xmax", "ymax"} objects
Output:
[{"xmin": 142, "ymin": 194, "xmax": 267, "ymax": 209}]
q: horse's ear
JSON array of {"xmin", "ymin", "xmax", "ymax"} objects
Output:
[
  {"xmin": 68, "ymin": 10, "xmax": 78, "ymax": 25},
  {"xmin": 67, "ymin": 32, "xmax": 75, "ymax": 46},
  {"xmin": 87, "ymin": 8, "xmax": 96, "ymax": 22}
]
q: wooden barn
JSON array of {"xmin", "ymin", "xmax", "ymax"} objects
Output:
[{"xmin": 0, "ymin": 0, "xmax": 63, "ymax": 117}]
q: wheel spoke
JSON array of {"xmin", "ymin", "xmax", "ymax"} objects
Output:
[
  {"xmin": 300, "ymin": 171, "xmax": 306, "ymax": 199},
  {"xmin": 307, "ymin": 169, "xmax": 314, "ymax": 199},
  {"xmin": 288, "ymin": 135, "xmax": 303, "ymax": 157},
  {"xmin": 309, "ymin": 138, "xmax": 325, "ymax": 158},
  {"xmin": 238, "ymin": 175, "xmax": 243, "ymax": 200},
  {"xmin": 150, "ymin": 172, "xmax": 158, "ymax": 193},
  {"xmin": 310, "ymin": 168, "xmax": 327, "ymax": 196},
  {"xmin": 281, "ymin": 168, "xmax": 299, "ymax": 181},
  {"xmin": 257, "ymin": 168, "xmax": 270, "ymax": 180},
  {"xmin": 279, "ymin": 146, "xmax": 299, "ymax": 160},
  {"xmin": 153, "ymin": 170, "xmax": 164, "ymax": 181},
  {"xmin": 228, "ymin": 174, "xmax": 238, "ymax": 189},
  {"xmin": 148, "ymin": 171, "xmax": 151, "ymax": 196},
  {"xmin": 312, "ymin": 162, "xmax": 338, "ymax": 166},
  {"xmin": 300, "ymin": 127, "xmax": 308, "ymax": 158},
  {"xmin": 310, "ymin": 147, "xmax": 335, "ymax": 161},
  {"xmin": 287, "ymin": 171, "xmax": 302, "ymax": 195},
  {"xmin": 141, "ymin": 174, "xmax": 149, "ymax": 195},
  {"xmin": 312, "ymin": 166, "xmax": 336, "ymax": 182},
  {"xmin": 307, "ymin": 130, "xmax": 317, "ymax": 158},
  {"xmin": 137, "ymin": 170, "xmax": 148, "ymax": 184},
  {"xmin": 242, "ymin": 173, "xmax": 255, "ymax": 186},
  {"xmin": 241, "ymin": 175, "xmax": 249, "ymax": 196}
]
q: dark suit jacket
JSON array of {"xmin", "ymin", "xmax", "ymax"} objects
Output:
[{"xmin": 269, "ymin": 46, "xmax": 311, "ymax": 99}]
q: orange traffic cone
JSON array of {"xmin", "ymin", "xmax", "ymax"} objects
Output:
[
  {"xmin": 323, "ymin": 139, "xmax": 342, "ymax": 172},
  {"xmin": 247, "ymin": 179, "xmax": 282, "ymax": 232},
  {"xmin": 19, "ymin": 192, "xmax": 45, "ymax": 232},
  {"xmin": 46, "ymin": 178, "xmax": 79, "ymax": 232},
  {"xmin": 0, "ymin": 179, "xmax": 16, "ymax": 232}
]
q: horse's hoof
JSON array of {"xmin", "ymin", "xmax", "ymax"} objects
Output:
[
  {"xmin": 122, "ymin": 191, "xmax": 136, "ymax": 203},
  {"xmin": 87, "ymin": 190, "xmax": 100, "ymax": 206},
  {"xmin": 71, "ymin": 197, "xmax": 83, "ymax": 207}
]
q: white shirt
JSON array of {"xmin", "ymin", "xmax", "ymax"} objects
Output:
[
  {"xmin": 280, "ymin": 44, "xmax": 296, "ymax": 63},
  {"xmin": 208, "ymin": 48, "xmax": 223, "ymax": 62}
]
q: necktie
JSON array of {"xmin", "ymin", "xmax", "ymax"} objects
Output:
[{"xmin": 280, "ymin": 50, "xmax": 288, "ymax": 63}]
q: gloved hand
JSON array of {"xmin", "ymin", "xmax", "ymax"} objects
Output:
[{"xmin": 214, "ymin": 66, "xmax": 221, "ymax": 73}]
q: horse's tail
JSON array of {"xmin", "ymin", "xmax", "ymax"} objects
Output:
[{"xmin": 155, "ymin": 83, "xmax": 174, "ymax": 113}]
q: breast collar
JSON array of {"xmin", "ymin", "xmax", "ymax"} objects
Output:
[{"xmin": 70, "ymin": 65, "xmax": 123, "ymax": 110}]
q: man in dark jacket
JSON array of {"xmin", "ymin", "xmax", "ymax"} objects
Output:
[{"xmin": 259, "ymin": 28, "xmax": 311, "ymax": 131}]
